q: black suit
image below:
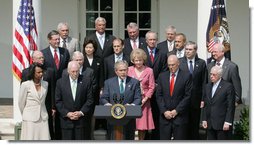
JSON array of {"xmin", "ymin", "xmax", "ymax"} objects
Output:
[
  {"xmin": 157, "ymin": 40, "xmax": 176, "ymax": 57},
  {"xmin": 21, "ymin": 67, "xmax": 56, "ymax": 139},
  {"xmin": 55, "ymin": 75, "xmax": 94, "ymax": 140},
  {"xmin": 202, "ymin": 80, "xmax": 235, "ymax": 140},
  {"xmin": 41, "ymin": 47, "xmax": 70, "ymax": 80},
  {"xmin": 103, "ymin": 54, "xmax": 131, "ymax": 80},
  {"xmin": 84, "ymin": 33, "xmax": 115, "ymax": 61},
  {"xmin": 179, "ymin": 56, "xmax": 207, "ymax": 139},
  {"xmin": 123, "ymin": 37, "xmax": 146, "ymax": 57},
  {"xmin": 83, "ymin": 56, "xmax": 104, "ymax": 103},
  {"xmin": 156, "ymin": 69, "xmax": 192, "ymax": 140},
  {"xmin": 143, "ymin": 47, "xmax": 168, "ymax": 140}
]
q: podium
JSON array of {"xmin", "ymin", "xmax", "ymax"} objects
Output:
[{"xmin": 94, "ymin": 105, "xmax": 142, "ymax": 140}]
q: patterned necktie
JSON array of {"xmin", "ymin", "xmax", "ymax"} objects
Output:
[
  {"xmin": 168, "ymin": 41, "xmax": 173, "ymax": 52},
  {"xmin": 170, "ymin": 73, "xmax": 175, "ymax": 96},
  {"xmin": 133, "ymin": 40, "xmax": 137, "ymax": 49},
  {"xmin": 189, "ymin": 60, "xmax": 193, "ymax": 74},
  {"xmin": 216, "ymin": 62, "xmax": 221, "ymax": 66},
  {"xmin": 120, "ymin": 79, "xmax": 124, "ymax": 94},
  {"xmin": 150, "ymin": 50, "xmax": 154, "ymax": 63},
  {"xmin": 54, "ymin": 49, "xmax": 59, "ymax": 69},
  {"xmin": 62, "ymin": 39, "xmax": 67, "ymax": 48}
]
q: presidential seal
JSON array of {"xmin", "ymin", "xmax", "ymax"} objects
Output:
[{"xmin": 111, "ymin": 104, "xmax": 126, "ymax": 119}]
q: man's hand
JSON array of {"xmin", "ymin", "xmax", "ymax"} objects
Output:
[{"xmin": 202, "ymin": 121, "xmax": 207, "ymax": 129}]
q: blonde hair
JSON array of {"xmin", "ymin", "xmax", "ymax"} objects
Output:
[{"xmin": 130, "ymin": 48, "xmax": 147, "ymax": 64}]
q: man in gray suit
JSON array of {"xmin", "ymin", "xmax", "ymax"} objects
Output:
[
  {"xmin": 57, "ymin": 22, "xmax": 80, "ymax": 57},
  {"xmin": 100, "ymin": 60, "xmax": 141, "ymax": 140},
  {"xmin": 207, "ymin": 43, "xmax": 242, "ymax": 105}
]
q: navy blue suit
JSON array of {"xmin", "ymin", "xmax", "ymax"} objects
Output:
[{"xmin": 100, "ymin": 76, "xmax": 141, "ymax": 140}]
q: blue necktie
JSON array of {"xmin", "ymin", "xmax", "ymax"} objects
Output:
[{"xmin": 120, "ymin": 79, "xmax": 124, "ymax": 94}]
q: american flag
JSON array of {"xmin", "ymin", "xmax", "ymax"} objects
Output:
[
  {"xmin": 12, "ymin": 0, "xmax": 38, "ymax": 80},
  {"xmin": 206, "ymin": 0, "xmax": 231, "ymax": 60}
]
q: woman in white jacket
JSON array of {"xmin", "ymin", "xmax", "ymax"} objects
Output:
[{"xmin": 19, "ymin": 63, "xmax": 50, "ymax": 140}]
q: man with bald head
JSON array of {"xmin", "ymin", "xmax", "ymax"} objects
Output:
[
  {"xmin": 202, "ymin": 66, "xmax": 235, "ymax": 140},
  {"xmin": 156, "ymin": 55, "xmax": 192, "ymax": 140},
  {"xmin": 55, "ymin": 61, "xmax": 93, "ymax": 140},
  {"xmin": 21, "ymin": 50, "xmax": 57, "ymax": 139}
]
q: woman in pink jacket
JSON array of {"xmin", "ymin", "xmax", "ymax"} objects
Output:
[{"xmin": 127, "ymin": 48, "xmax": 155, "ymax": 140}]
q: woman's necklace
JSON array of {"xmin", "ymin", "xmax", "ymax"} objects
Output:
[{"xmin": 34, "ymin": 81, "xmax": 41, "ymax": 86}]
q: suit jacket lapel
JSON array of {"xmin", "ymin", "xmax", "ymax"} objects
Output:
[
  {"xmin": 30, "ymin": 81, "xmax": 40, "ymax": 99},
  {"xmin": 74, "ymin": 76, "xmax": 82, "ymax": 102},
  {"xmin": 212, "ymin": 81, "xmax": 223, "ymax": 100}
]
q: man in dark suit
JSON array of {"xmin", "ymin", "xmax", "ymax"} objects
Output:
[
  {"xmin": 42, "ymin": 30, "xmax": 70, "ymax": 80},
  {"xmin": 41, "ymin": 30, "xmax": 70, "ymax": 139},
  {"xmin": 84, "ymin": 17, "xmax": 116, "ymax": 63},
  {"xmin": 100, "ymin": 60, "xmax": 141, "ymax": 140},
  {"xmin": 157, "ymin": 25, "xmax": 177, "ymax": 56},
  {"xmin": 55, "ymin": 61, "xmax": 94, "ymax": 140},
  {"xmin": 123, "ymin": 22, "xmax": 146, "ymax": 57},
  {"xmin": 21, "ymin": 50, "xmax": 56, "ymax": 139},
  {"xmin": 179, "ymin": 41, "xmax": 207, "ymax": 140},
  {"xmin": 156, "ymin": 55, "xmax": 192, "ymax": 140},
  {"xmin": 202, "ymin": 65, "xmax": 235, "ymax": 140},
  {"xmin": 143, "ymin": 31, "xmax": 168, "ymax": 140},
  {"xmin": 104, "ymin": 38, "xmax": 131, "ymax": 80},
  {"xmin": 207, "ymin": 43, "xmax": 242, "ymax": 105}
]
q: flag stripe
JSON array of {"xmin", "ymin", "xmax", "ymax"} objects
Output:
[{"xmin": 12, "ymin": 0, "xmax": 38, "ymax": 80}]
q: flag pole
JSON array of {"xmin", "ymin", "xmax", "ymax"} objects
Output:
[{"xmin": 13, "ymin": 0, "xmax": 22, "ymax": 123}]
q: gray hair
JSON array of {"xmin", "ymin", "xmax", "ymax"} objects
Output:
[
  {"xmin": 127, "ymin": 22, "xmax": 139, "ymax": 30},
  {"xmin": 211, "ymin": 65, "xmax": 223, "ymax": 77},
  {"xmin": 145, "ymin": 31, "xmax": 158, "ymax": 40},
  {"xmin": 57, "ymin": 22, "xmax": 69, "ymax": 31},
  {"xmin": 72, "ymin": 51, "xmax": 84, "ymax": 60},
  {"xmin": 95, "ymin": 17, "xmax": 106, "ymax": 24}
]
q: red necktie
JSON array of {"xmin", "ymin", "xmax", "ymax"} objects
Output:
[
  {"xmin": 150, "ymin": 50, "xmax": 154, "ymax": 63},
  {"xmin": 170, "ymin": 73, "xmax": 175, "ymax": 96},
  {"xmin": 54, "ymin": 49, "xmax": 59, "ymax": 69}
]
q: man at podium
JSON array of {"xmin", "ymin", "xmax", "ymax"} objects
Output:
[{"xmin": 100, "ymin": 60, "xmax": 141, "ymax": 140}]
